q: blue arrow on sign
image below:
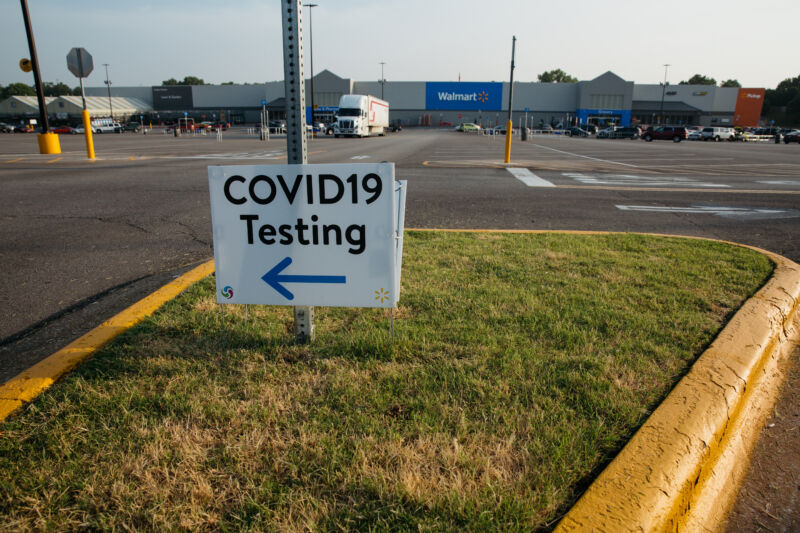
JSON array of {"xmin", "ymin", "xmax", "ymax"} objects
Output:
[{"xmin": 261, "ymin": 257, "xmax": 346, "ymax": 300}]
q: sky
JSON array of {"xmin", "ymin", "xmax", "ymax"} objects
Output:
[{"xmin": 1, "ymin": 0, "xmax": 797, "ymax": 90}]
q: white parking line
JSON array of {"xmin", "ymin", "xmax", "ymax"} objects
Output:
[
  {"xmin": 531, "ymin": 144, "xmax": 641, "ymax": 168},
  {"xmin": 563, "ymin": 172, "xmax": 729, "ymax": 188},
  {"xmin": 616, "ymin": 205, "xmax": 800, "ymax": 219},
  {"xmin": 506, "ymin": 167, "xmax": 556, "ymax": 187}
]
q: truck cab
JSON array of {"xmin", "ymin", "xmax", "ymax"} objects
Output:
[{"xmin": 334, "ymin": 94, "xmax": 388, "ymax": 137}]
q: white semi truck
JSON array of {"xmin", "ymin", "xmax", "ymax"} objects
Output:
[{"xmin": 334, "ymin": 94, "xmax": 389, "ymax": 137}]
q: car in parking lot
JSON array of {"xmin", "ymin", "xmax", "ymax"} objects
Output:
[
  {"xmin": 14, "ymin": 124, "xmax": 34, "ymax": 133},
  {"xmin": 50, "ymin": 125, "xmax": 74, "ymax": 134},
  {"xmin": 610, "ymin": 126, "xmax": 640, "ymax": 139},
  {"xmin": 642, "ymin": 125, "xmax": 689, "ymax": 142},
  {"xmin": 123, "ymin": 122, "xmax": 142, "ymax": 132},
  {"xmin": 701, "ymin": 126, "xmax": 735, "ymax": 142},
  {"xmin": 455, "ymin": 122, "xmax": 481, "ymax": 132},
  {"xmin": 596, "ymin": 127, "xmax": 614, "ymax": 138},
  {"xmin": 688, "ymin": 129, "xmax": 703, "ymax": 141},
  {"xmin": 566, "ymin": 127, "xmax": 589, "ymax": 137},
  {"xmin": 94, "ymin": 122, "xmax": 122, "ymax": 133},
  {"xmin": 0, "ymin": 122, "xmax": 14, "ymax": 133},
  {"xmin": 784, "ymin": 130, "xmax": 800, "ymax": 144}
]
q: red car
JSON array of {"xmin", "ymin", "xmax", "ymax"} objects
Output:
[
  {"xmin": 50, "ymin": 125, "xmax": 74, "ymax": 134},
  {"xmin": 642, "ymin": 125, "xmax": 689, "ymax": 142}
]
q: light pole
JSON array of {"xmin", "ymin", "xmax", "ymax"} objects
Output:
[
  {"xmin": 379, "ymin": 61, "xmax": 386, "ymax": 100},
  {"xmin": 659, "ymin": 63, "xmax": 670, "ymax": 125},
  {"xmin": 103, "ymin": 63, "xmax": 114, "ymax": 122},
  {"xmin": 304, "ymin": 3, "xmax": 318, "ymax": 128}
]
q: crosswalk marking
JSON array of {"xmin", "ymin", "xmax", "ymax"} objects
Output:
[{"xmin": 506, "ymin": 167, "xmax": 556, "ymax": 187}]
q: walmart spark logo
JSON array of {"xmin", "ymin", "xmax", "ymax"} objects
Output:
[
  {"xmin": 221, "ymin": 286, "xmax": 234, "ymax": 299},
  {"xmin": 477, "ymin": 91, "xmax": 489, "ymax": 103},
  {"xmin": 375, "ymin": 288, "xmax": 390, "ymax": 303}
]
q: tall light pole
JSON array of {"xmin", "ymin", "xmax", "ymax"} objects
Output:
[
  {"xmin": 304, "ymin": 3, "xmax": 317, "ymax": 127},
  {"xmin": 103, "ymin": 63, "xmax": 114, "ymax": 122},
  {"xmin": 659, "ymin": 63, "xmax": 670, "ymax": 125},
  {"xmin": 379, "ymin": 61, "xmax": 386, "ymax": 100}
]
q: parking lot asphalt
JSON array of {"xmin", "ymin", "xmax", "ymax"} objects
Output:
[{"xmin": 2, "ymin": 129, "xmax": 799, "ymax": 377}]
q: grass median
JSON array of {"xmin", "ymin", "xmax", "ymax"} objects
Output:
[{"xmin": 0, "ymin": 232, "xmax": 773, "ymax": 531}]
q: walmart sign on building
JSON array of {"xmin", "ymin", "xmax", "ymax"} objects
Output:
[{"xmin": 425, "ymin": 82, "xmax": 502, "ymax": 111}]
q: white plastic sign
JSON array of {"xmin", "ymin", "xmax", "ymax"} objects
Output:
[{"xmin": 209, "ymin": 163, "xmax": 404, "ymax": 308}]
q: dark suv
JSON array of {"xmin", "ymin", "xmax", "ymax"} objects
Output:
[
  {"xmin": 611, "ymin": 126, "xmax": 640, "ymax": 139},
  {"xmin": 642, "ymin": 125, "xmax": 689, "ymax": 142}
]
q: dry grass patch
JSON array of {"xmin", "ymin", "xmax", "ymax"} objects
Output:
[{"xmin": 0, "ymin": 232, "xmax": 773, "ymax": 531}]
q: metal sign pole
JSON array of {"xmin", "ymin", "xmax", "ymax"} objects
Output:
[{"xmin": 281, "ymin": 0, "xmax": 314, "ymax": 343}]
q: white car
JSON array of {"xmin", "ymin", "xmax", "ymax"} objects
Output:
[
  {"xmin": 94, "ymin": 122, "xmax": 122, "ymax": 133},
  {"xmin": 688, "ymin": 129, "xmax": 703, "ymax": 141},
  {"xmin": 701, "ymin": 126, "xmax": 735, "ymax": 142}
]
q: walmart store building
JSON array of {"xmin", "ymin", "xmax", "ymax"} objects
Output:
[{"xmin": 76, "ymin": 70, "xmax": 764, "ymax": 128}]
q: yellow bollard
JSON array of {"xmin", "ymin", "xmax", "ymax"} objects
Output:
[
  {"xmin": 503, "ymin": 119, "xmax": 513, "ymax": 163},
  {"xmin": 37, "ymin": 132, "xmax": 61, "ymax": 155},
  {"xmin": 82, "ymin": 109, "xmax": 95, "ymax": 160}
]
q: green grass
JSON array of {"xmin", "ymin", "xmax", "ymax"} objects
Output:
[{"xmin": 0, "ymin": 232, "xmax": 773, "ymax": 532}]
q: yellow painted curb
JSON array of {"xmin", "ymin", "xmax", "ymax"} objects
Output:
[
  {"xmin": 0, "ymin": 260, "xmax": 215, "ymax": 421},
  {"xmin": 554, "ymin": 249, "xmax": 800, "ymax": 532}
]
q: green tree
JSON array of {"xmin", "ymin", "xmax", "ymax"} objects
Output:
[
  {"xmin": 181, "ymin": 76, "xmax": 205, "ymax": 85},
  {"xmin": 221, "ymin": 81, "xmax": 235, "ymax": 85},
  {"xmin": 537, "ymin": 69, "xmax": 577, "ymax": 83},
  {"xmin": 679, "ymin": 74, "xmax": 716, "ymax": 85},
  {"xmin": 720, "ymin": 79, "xmax": 741, "ymax": 88},
  {"xmin": 162, "ymin": 77, "xmax": 179, "ymax": 85},
  {"xmin": 42, "ymin": 81, "xmax": 75, "ymax": 96},
  {"xmin": 765, "ymin": 75, "xmax": 800, "ymax": 115},
  {"xmin": 2, "ymin": 82, "xmax": 36, "ymax": 98}
]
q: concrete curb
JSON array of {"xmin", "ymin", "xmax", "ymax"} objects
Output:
[
  {"xmin": 0, "ymin": 260, "xmax": 215, "ymax": 421},
  {"xmin": 554, "ymin": 247, "xmax": 800, "ymax": 532}
]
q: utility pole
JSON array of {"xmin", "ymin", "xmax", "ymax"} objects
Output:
[
  {"xmin": 103, "ymin": 63, "xmax": 114, "ymax": 122},
  {"xmin": 659, "ymin": 63, "xmax": 670, "ymax": 125},
  {"xmin": 282, "ymin": 0, "xmax": 314, "ymax": 343},
  {"xmin": 379, "ymin": 61, "xmax": 386, "ymax": 100},
  {"xmin": 504, "ymin": 35, "xmax": 516, "ymax": 164},
  {"xmin": 19, "ymin": 0, "xmax": 49, "ymax": 134}
]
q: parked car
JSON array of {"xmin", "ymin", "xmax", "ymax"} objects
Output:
[
  {"xmin": 642, "ymin": 125, "xmax": 689, "ymax": 142},
  {"xmin": 688, "ymin": 129, "xmax": 704, "ymax": 141},
  {"xmin": 566, "ymin": 127, "xmax": 589, "ymax": 137},
  {"xmin": 94, "ymin": 122, "xmax": 122, "ymax": 133},
  {"xmin": 596, "ymin": 127, "xmax": 614, "ymax": 138},
  {"xmin": 455, "ymin": 122, "xmax": 481, "ymax": 132},
  {"xmin": 611, "ymin": 126, "xmax": 639, "ymax": 139},
  {"xmin": 49, "ymin": 125, "xmax": 74, "ymax": 134},
  {"xmin": 268, "ymin": 120, "xmax": 285, "ymax": 133},
  {"xmin": 583, "ymin": 124, "xmax": 598, "ymax": 135},
  {"xmin": 701, "ymin": 126, "xmax": 735, "ymax": 142},
  {"xmin": 72, "ymin": 126, "xmax": 85, "ymax": 134},
  {"xmin": 14, "ymin": 124, "xmax": 34, "ymax": 133},
  {"xmin": 123, "ymin": 122, "xmax": 142, "ymax": 132},
  {"xmin": 784, "ymin": 130, "xmax": 800, "ymax": 144},
  {"xmin": 0, "ymin": 122, "xmax": 14, "ymax": 133}
]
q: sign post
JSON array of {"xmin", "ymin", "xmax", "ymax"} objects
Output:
[
  {"xmin": 66, "ymin": 46, "xmax": 95, "ymax": 160},
  {"xmin": 281, "ymin": 0, "xmax": 315, "ymax": 342}
]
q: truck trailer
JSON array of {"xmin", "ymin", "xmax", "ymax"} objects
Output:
[{"xmin": 334, "ymin": 94, "xmax": 389, "ymax": 137}]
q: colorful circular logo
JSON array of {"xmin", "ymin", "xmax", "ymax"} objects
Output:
[{"xmin": 221, "ymin": 286, "xmax": 234, "ymax": 299}]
